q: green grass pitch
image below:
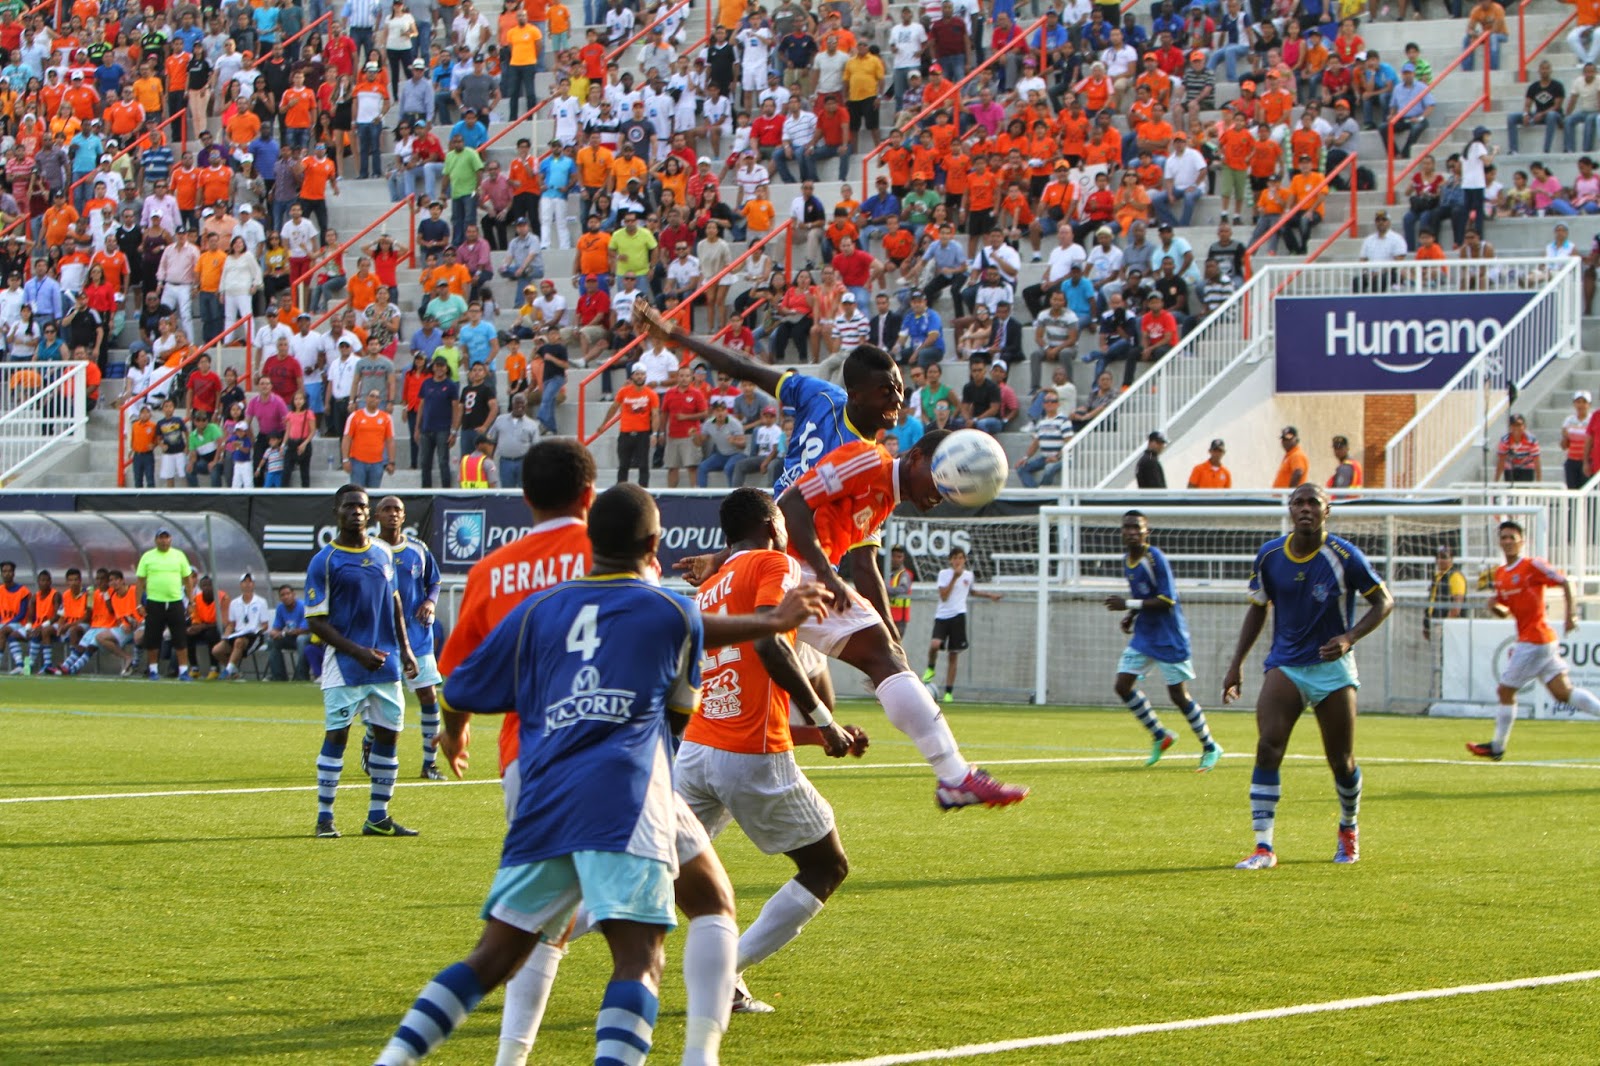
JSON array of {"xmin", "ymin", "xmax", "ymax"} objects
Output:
[{"xmin": 5, "ymin": 677, "xmax": 1600, "ymax": 1065}]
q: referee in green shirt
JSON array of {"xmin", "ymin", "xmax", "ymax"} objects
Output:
[{"xmin": 136, "ymin": 528, "xmax": 197, "ymax": 682}]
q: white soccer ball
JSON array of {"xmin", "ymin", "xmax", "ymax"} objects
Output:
[{"xmin": 931, "ymin": 429, "xmax": 1009, "ymax": 507}]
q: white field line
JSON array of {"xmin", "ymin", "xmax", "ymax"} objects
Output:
[
  {"xmin": 3, "ymin": 752, "xmax": 1599, "ymax": 805},
  {"xmin": 806, "ymin": 970, "xmax": 1600, "ymax": 1066}
]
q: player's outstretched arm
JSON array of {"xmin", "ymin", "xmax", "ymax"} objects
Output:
[
  {"xmin": 778, "ymin": 488, "xmax": 854, "ymax": 608},
  {"xmin": 1319, "ymin": 585, "xmax": 1393, "ymax": 661},
  {"xmin": 1221, "ymin": 602, "xmax": 1269, "ymax": 705},
  {"xmin": 635, "ymin": 299, "xmax": 785, "ymax": 397}
]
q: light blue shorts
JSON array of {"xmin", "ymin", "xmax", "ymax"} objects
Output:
[
  {"xmin": 1276, "ymin": 657, "xmax": 1360, "ymax": 709},
  {"xmin": 483, "ymin": 851, "xmax": 676, "ymax": 935},
  {"xmin": 323, "ymin": 681, "xmax": 406, "ymax": 732},
  {"xmin": 84, "ymin": 626, "xmax": 134, "ymax": 648},
  {"xmin": 1117, "ymin": 647, "xmax": 1196, "ymax": 687},
  {"xmin": 405, "ymin": 653, "xmax": 444, "ymax": 692}
]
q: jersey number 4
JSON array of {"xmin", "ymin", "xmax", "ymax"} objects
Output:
[{"xmin": 566, "ymin": 604, "xmax": 601, "ymax": 661}]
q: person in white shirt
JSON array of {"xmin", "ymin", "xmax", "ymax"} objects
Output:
[
  {"xmin": 213, "ymin": 572, "xmax": 271, "ymax": 680},
  {"xmin": 530, "ymin": 280, "xmax": 568, "ymax": 329},
  {"xmin": 234, "ymin": 203, "xmax": 267, "ymax": 257},
  {"xmin": 0, "ymin": 274, "xmax": 24, "ymax": 328},
  {"xmin": 253, "ymin": 305, "xmax": 294, "ymax": 363},
  {"xmin": 550, "ymin": 92, "xmax": 581, "ymax": 145},
  {"xmin": 924, "ymin": 546, "xmax": 1003, "ymax": 702},
  {"xmin": 1026, "ymin": 227, "xmax": 1087, "ymax": 317},
  {"xmin": 1357, "ymin": 211, "xmax": 1409, "ymax": 292},
  {"xmin": 829, "ymin": 292, "xmax": 870, "ymax": 352},
  {"xmin": 662, "ymin": 243, "xmax": 703, "ymax": 318},
  {"xmin": 737, "ymin": 22, "xmax": 773, "ymax": 109},
  {"xmin": 280, "ymin": 209, "xmax": 319, "ymax": 262},
  {"xmin": 1100, "ymin": 29, "xmax": 1139, "ymax": 105},
  {"xmin": 287, "ymin": 313, "xmax": 333, "ymax": 413},
  {"xmin": 604, "ymin": 0, "xmax": 635, "ymax": 48},
  {"xmin": 813, "ymin": 40, "xmax": 848, "ymax": 97},
  {"xmin": 611, "ymin": 274, "xmax": 643, "ymax": 323},
  {"xmin": 734, "ymin": 154, "xmax": 771, "ymax": 204},
  {"xmin": 1151, "ymin": 133, "xmax": 1208, "ymax": 229},
  {"xmin": 888, "ymin": 7, "xmax": 928, "ymax": 104},
  {"xmin": 324, "ymin": 341, "xmax": 361, "ymax": 437},
  {"xmin": 637, "ymin": 341, "xmax": 678, "ymax": 391},
  {"xmin": 757, "ymin": 74, "xmax": 792, "ymax": 113}
]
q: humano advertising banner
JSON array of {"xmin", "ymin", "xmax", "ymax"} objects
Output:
[{"xmin": 1274, "ymin": 292, "xmax": 1541, "ymax": 393}]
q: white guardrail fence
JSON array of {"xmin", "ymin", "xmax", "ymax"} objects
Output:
[{"xmin": 0, "ymin": 361, "xmax": 87, "ymax": 486}]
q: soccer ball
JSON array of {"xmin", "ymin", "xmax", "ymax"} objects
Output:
[{"xmin": 931, "ymin": 429, "xmax": 1009, "ymax": 507}]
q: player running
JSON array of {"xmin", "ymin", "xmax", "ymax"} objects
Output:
[
  {"xmin": 374, "ymin": 497, "xmax": 447, "ymax": 781},
  {"xmin": 1467, "ymin": 520, "xmax": 1600, "ymax": 760},
  {"xmin": 374, "ymin": 485, "xmax": 710, "ymax": 1066},
  {"xmin": 1103, "ymin": 511, "xmax": 1223, "ymax": 771},
  {"xmin": 681, "ymin": 488, "xmax": 866, "ymax": 1016},
  {"xmin": 434, "ymin": 440, "xmax": 826, "ymax": 1066},
  {"xmin": 637, "ymin": 303, "xmax": 1029, "ymax": 810},
  {"xmin": 1222, "ymin": 485, "xmax": 1393, "ymax": 869},
  {"xmin": 24, "ymin": 570, "xmax": 59, "ymax": 675},
  {"xmin": 306, "ymin": 484, "xmax": 419, "ymax": 840},
  {"xmin": 0, "ymin": 560, "xmax": 33, "ymax": 673}
]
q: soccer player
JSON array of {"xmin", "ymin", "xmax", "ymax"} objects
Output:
[
  {"xmin": 638, "ymin": 302, "xmax": 1029, "ymax": 809},
  {"xmin": 922, "ymin": 546, "xmax": 1002, "ymax": 704},
  {"xmin": 26, "ymin": 569, "xmax": 61, "ymax": 675},
  {"xmin": 99, "ymin": 571, "xmax": 144, "ymax": 677},
  {"xmin": 1103, "ymin": 511, "xmax": 1223, "ymax": 771},
  {"xmin": 55, "ymin": 570, "xmax": 117, "ymax": 676},
  {"xmin": 54, "ymin": 568, "xmax": 91, "ymax": 660},
  {"xmin": 680, "ymin": 488, "xmax": 866, "ymax": 1015},
  {"xmin": 1222, "ymin": 484, "xmax": 1393, "ymax": 869},
  {"xmin": 305, "ymin": 484, "xmax": 419, "ymax": 840},
  {"xmin": 1466, "ymin": 520, "xmax": 1600, "ymax": 760},
  {"xmin": 373, "ymin": 484, "xmax": 709, "ymax": 1066},
  {"xmin": 0, "ymin": 560, "xmax": 33, "ymax": 673},
  {"xmin": 434, "ymin": 439, "xmax": 826, "ymax": 1066},
  {"xmin": 375, "ymin": 496, "xmax": 447, "ymax": 780},
  {"xmin": 887, "ymin": 545, "xmax": 913, "ymax": 638}
]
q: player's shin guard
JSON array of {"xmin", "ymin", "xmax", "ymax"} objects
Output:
[
  {"xmin": 736, "ymin": 878, "xmax": 825, "ymax": 972},
  {"xmin": 1493, "ymin": 702, "xmax": 1517, "ymax": 754},
  {"xmin": 682, "ymin": 914, "xmax": 738, "ymax": 1066},
  {"xmin": 1249, "ymin": 767, "xmax": 1282, "ymax": 850},
  {"xmin": 1335, "ymin": 766, "xmax": 1362, "ymax": 830},
  {"xmin": 1567, "ymin": 687, "xmax": 1600, "ymax": 717},
  {"xmin": 315, "ymin": 738, "xmax": 344, "ymax": 818},
  {"xmin": 1123, "ymin": 690, "xmax": 1165, "ymax": 738},
  {"xmin": 876, "ymin": 670, "xmax": 968, "ymax": 784},
  {"xmin": 1181, "ymin": 699, "xmax": 1215, "ymax": 748},
  {"xmin": 495, "ymin": 940, "xmax": 566, "ymax": 1066},
  {"xmin": 419, "ymin": 699, "xmax": 441, "ymax": 766},
  {"xmin": 368, "ymin": 739, "xmax": 399, "ymax": 821},
  {"xmin": 595, "ymin": 980, "xmax": 657, "ymax": 1066},
  {"xmin": 376, "ymin": 961, "xmax": 486, "ymax": 1065}
]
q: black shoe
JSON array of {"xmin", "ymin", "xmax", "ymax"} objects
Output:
[
  {"xmin": 420, "ymin": 762, "xmax": 445, "ymax": 781},
  {"xmin": 363, "ymin": 816, "xmax": 419, "ymax": 837},
  {"xmin": 315, "ymin": 818, "xmax": 340, "ymax": 838}
]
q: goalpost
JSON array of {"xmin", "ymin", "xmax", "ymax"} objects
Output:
[{"xmin": 873, "ymin": 501, "xmax": 1554, "ymax": 712}]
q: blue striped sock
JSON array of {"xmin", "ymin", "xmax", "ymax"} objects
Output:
[
  {"xmin": 316, "ymin": 738, "xmax": 343, "ymax": 818},
  {"xmin": 1335, "ymin": 766, "xmax": 1362, "ymax": 830},
  {"xmin": 376, "ymin": 961, "xmax": 485, "ymax": 1065},
  {"xmin": 369, "ymin": 739, "xmax": 398, "ymax": 821},
  {"xmin": 1181, "ymin": 699, "xmax": 1215, "ymax": 749},
  {"xmin": 595, "ymin": 979, "xmax": 657, "ymax": 1066},
  {"xmin": 419, "ymin": 700, "xmax": 440, "ymax": 765},
  {"xmin": 1249, "ymin": 767, "xmax": 1282, "ymax": 850},
  {"xmin": 7, "ymin": 639, "xmax": 22, "ymax": 668},
  {"xmin": 39, "ymin": 643, "xmax": 51, "ymax": 669},
  {"xmin": 28, "ymin": 639, "xmax": 41, "ymax": 668},
  {"xmin": 1123, "ymin": 690, "xmax": 1167, "ymax": 738}
]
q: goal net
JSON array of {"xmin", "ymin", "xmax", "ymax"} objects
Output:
[{"xmin": 872, "ymin": 500, "xmax": 1559, "ymax": 713}]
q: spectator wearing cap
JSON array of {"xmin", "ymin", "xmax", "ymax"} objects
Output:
[
  {"xmin": 1188, "ymin": 439, "xmax": 1232, "ymax": 489},
  {"xmin": 501, "ymin": 216, "xmax": 544, "ymax": 288},
  {"xmin": 1562, "ymin": 391, "xmax": 1592, "ymax": 489},
  {"xmin": 898, "ymin": 288, "xmax": 945, "ymax": 370},
  {"xmin": 1387, "ymin": 62, "xmax": 1435, "ymax": 160},
  {"xmin": 732, "ymin": 404, "xmax": 784, "ymax": 487},
  {"xmin": 1357, "ymin": 49, "xmax": 1399, "ymax": 132},
  {"xmin": 452, "ymin": 55, "xmax": 501, "ymax": 130},
  {"xmin": 1137, "ymin": 431, "xmax": 1168, "ymax": 489},
  {"xmin": 1273, "ymin": 425, "xmax": 1310, "ymax": 489},
  {"xmin": 606, "ymin": 361, "xmax": 660, "ymax": 486},
  {"xmin": 416, "ymin": 356, "xmax": 462, "ymax": 487},
  {"xmin": 1151, "ymin": 130, "xmax": 1207, "ymax": 228},
  {"xmin": 1496, "ymin": 413, "xmax": 1542, "ymax": 483},
  {"xmin": 1357, "ymin": 211, "xmax": 1408, "ymax": 291},
  {"xmin": 398, "ymin": 57, "xmax": 436, "ymax": 126},
  {"xmin": 537, "ymin": 139, "xmax": 576, "ymax": 251},
  {"xmin": 1015, "ymin": 395, "xmax": 1072, "ymax": 488},
  {"xmin": 1327, "ymin": 434, "xmax": 1364, "ymax": 489}
]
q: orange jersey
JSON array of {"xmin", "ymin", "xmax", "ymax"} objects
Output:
[
  {"xmin": 1218, "ymin": 127, "xmax": 1254, "ymax": 170},
  {"xmin": 110, "ymin": 586, "xmax": 142, "ymax": 626},
  {"xmin": 0, "ymin": 582, "xmax": 28, "ymax": 624},
  {"xmin": 791, "ymin": 439, "xmax": 898, "ymax": 565},
  {"xmin": 88, "ymin": 589, "xmax": 115, "ymax": 627},
  {"xmin": 942, "ymin": 152, "xmax": 970, "ymax": 195},
  {"xmin": 31, "ymin": 588, "xmax": 58, "ymax": 625},
  {"xmin": 438, "ymin": 516, "xmax": 592, "ymax": 774},
  {"xmin": 59, "ymin": 588, "xmax": 89, "ymax": 625},
  {"xmin": 686, "ymin": 549, "xmax": 803, "ymax": 754},
  {"xmin": 1248, "ymin": 137, "xmax": 1283, "ymax": 179},
  {"xmin": 1493, "ymin": 555, "xmax": 1565, "ymax": 645},
  {"xmin": 965, "ymin": 169, "xmax": 1001, "ymax": 212}
]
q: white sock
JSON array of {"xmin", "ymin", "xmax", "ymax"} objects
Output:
[
  {"xmin": 494, "ymin": 940, "xmax": 566, "ymax": 1066},
  {"xmin": 736, "ymin": 878, "xmax": 825, "ymax": 973},
  {"xmin": 681, "ymin": 914, "xmax": 738, "ymax": 1066},
  {"xmin": 1568, "ymin": 687, "xmax": 1600, "ymax": 717},
  {"xmin": 875, "ymin": 670, "xmax": 969, "ymax": 784},
  {"xmin": 1493, "ymin": 702, "xmax": 1516, "ymax": 753}
]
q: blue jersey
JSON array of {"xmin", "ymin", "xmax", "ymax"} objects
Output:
[
  {"xmin": 304, "ymin": 540, "xmax": 402, "ymax": 687},
  {"xmin": 1248, "ymin": 533, "xmax": 1384, "ymax": 670},
  {"xmin": 390, "ymin": 535, "xmax": 442, "ymax": 657},
  {"xmin": 775, "ymin": 370, "xmax": 869, "ymax": 492},
  {"xmin": 442, "ymin": 575, "xmax": 704, "ymax": 870},
  {"xmin": 1125, "ymin": 547, "xmax": 1189, "ymax": 662}
]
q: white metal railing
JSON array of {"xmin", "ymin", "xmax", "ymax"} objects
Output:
[
  {"xmin": 0, "ymin": 361, "xmax": 88, "ymax": 485},
  {"xmin": 1059, "ymin": 265, "xmax": 1273, "ymax": 489},
  {"xmin": 1386, "ymin": 257, "xmax": 1582, "ymax": 489}
]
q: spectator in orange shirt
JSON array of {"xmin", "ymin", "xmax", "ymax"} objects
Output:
[
  {"xmin": 1248, "ymin": 121, "xmax": 1283, "ymax": 193},
  {"xmin": 129, "ymin": 404, "xmax": 159, "ymax": 487},
  {"xmin": 1187, "ymin": 438, "xmax": 1233, "ymax": 489},
  {"xmin": 1273, "ymin": 425, "xmax": 1310, "ymax": 488}
]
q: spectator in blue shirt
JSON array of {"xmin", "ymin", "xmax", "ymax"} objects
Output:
[
  {"xmin": 1060, "ymin": 262, "xmax": 1096, "ymax": 323},
  {"xmin": 456, "ymin": 305, "xmax": 498, "ymax": 366},
  {"xmin": 24, "ymin": 259, "xmax": 64, "ymax": 323},
  {"xmin": 1387, "ymin": 64, "xmax": 1436, "ymax": 159},
  {"xmin": 856, "ymin": 178, "xmax": 901, "ymax": 248},
  {"xmin": 450, "ymin": 112, "xmax": 490, "ymax": 149},
  {"xmin": 411, "ymin": 315, "xmax": 444, "ymax": 362},
  {"xmin": 1361, "ymin": 52, "xmax": 1400, "ymax": 131},
  {"xmin": 267, "ymin": 584, "xmax": 311, "ymax": 681},
  {"xmin": 920, "ymin": 227, "xmax": 970, "ymax": 315},
  {"xmin": 415, "ymin": 357, "xmax": 461, "ymax": 488},
  {"xmin": 898, "ymin": 290, "xmax": 945, "ymax": 369}
]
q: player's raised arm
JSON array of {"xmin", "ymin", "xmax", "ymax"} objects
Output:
[
  {"xmin": 635, "ymin": 299, "xmax": 785, "ymax": 397},
  {"xmin": 778, "ymin": 486, "xmax": 854, "ymax": 609}
]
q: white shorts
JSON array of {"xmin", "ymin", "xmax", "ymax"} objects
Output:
[
  {"xmin": 796, "ymin": 563, "xmax": 883, "ymax": 658},
  {"xmin": 1499, "ymin": 640, "xmax": 1566, "ymax": 689},
  {"xmin": 1116, "ymin": 647, "xmax": 1196, "ymax": 687},
  {"xmin": 405, "ymin": 653, "xmax": 444, "ymax": 691},
  {"xmin": 322, "ymin": 681, "xmax": 406, "ymax": 732},
  {"xmin": 675, "ymin": 741, "xmax": 835, "ymax": 855},
  {"xmin": 502, "ymin": 767, "xmax": 708, "ymax": 864},
  {"xmin": 158, "ymin": 452, "xmax": 187, "ymax": 480},
  {"xmin": 85, "ymin": 626, "xmax": 134, "ymax": 648},
  {"xmin": 741, "ymin": 66, "xmax": 766, "ymax": 92}
]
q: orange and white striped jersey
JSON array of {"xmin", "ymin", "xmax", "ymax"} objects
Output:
[{"xmin": 687, "ymin": 550, "xmax": 802, "ymax": 755}]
